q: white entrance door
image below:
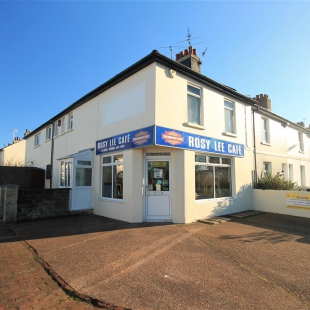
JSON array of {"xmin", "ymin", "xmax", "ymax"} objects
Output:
[{"xmin": 145, "ymin": 160, "xmax": 171, "ymax": 221}]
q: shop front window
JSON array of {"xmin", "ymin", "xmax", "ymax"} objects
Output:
[
  {"xmin": 195, "ymin": 154, "xmax": 232, "ymax": 200},
  {"xmin": 101, "ymin": 154, "xmax": 123, "ymax": 199}
]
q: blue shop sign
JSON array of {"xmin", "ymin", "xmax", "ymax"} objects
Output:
[
  {"xmin": 155, "ymin": 126, "xmax": 244, "ymax": 157},
  {"xmin": 96, "ymin": 126, "xmax": 154, "ymax": 155}
]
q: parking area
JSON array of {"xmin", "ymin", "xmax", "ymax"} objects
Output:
[{"xmin": 3, "ymin": 212, "xmax": 310, "ymax": 309}]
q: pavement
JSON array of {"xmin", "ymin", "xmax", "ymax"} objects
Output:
[{"xmin": 1, "ymin": 212, "xmax": 310, "ymax": 310}]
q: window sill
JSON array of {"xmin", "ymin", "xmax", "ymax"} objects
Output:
[
  {"xmin": 299, "ymin": 150, "xmax": 305, "ymax": 154},
  {"xmin": 67, "ymin": 128, "xmax": 73, "ymax": 133},
  {"xmin": 34, "ymin": 145, "xmax": 41, "ymax": 149},
  {"xmin": 99, "ymin": 198, "xmax": 124, "ymax": 203},
  {"xmin": 222, "ymin": 132, "xmax": 237, "ymax": 138},
  {"xmin": 195, "ymin": 196, "xmax": 233, "ymax": 203},
  {"xmin": 261, "ymin": 141, "xmax": 271, "ymax": 146},
  {"xmin": 183, "ymin": 122, "xmax": 205, "ymax": 130},
  {"xmin": 45, "ymin": 139, "xmax": 51, "ymax": 143}
]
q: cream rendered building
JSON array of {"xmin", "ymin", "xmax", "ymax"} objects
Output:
[
  {"xmin": 24, "ymin": 49, "xmax": 310, "ymax": 223},
  {"xmin": 0, "ymin": 138, "xmax": 26, "ymax": 166},
  {"xmin": 253, "ymin": 94, "xmax": 310, "ymax": 188}
]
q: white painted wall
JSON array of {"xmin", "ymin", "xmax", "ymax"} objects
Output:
[
  {"xmin": 253, "ymin": 189, "xmax": 310, "ymax": 219},
  {"xmin": 26, "ymin": 63, "xmax": 157, "ymax": 189},
  {"xmin": 93, "ymin": 148, "xmax": 144, "ymax": 223},
  {"xmin": 154, "ymin": 64, "xmax": 254, "ymax": 223}
]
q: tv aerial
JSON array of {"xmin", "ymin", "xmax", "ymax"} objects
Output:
[
  {"xmin": 159, "ymin": 45, "xmax": 183, "ymax": 59},
  {"xmin": 177, "ymin": 27, "xmax": 202, "ymax": 48},
  {"xmin": 9, "ymin": 129, "xmax": 18, "ymax": 141}
]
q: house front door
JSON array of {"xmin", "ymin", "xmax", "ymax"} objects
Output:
[{"xmin": 145, "ymin": 160, "xmax": 171, "ymax": 221}]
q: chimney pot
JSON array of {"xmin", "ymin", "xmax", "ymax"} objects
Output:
[
  {"xmin": 176, "ymin": 54, "xmax": 180, "ymax": 60},
  {"xmin": 180, "ymin": 51, "xmax": 184, "ymax": 57},
  {"xmin": 184, "ymin": 49, "xmax": 188, "ymax": 56},
  {"xmin": 193, "ymin": 49, "xmax": 197, "ymax": 56}
]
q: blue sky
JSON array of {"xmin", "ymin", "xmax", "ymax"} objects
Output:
[{"xmin": 1, "ymin": 1, "xmax": 309, "ymax": 148}]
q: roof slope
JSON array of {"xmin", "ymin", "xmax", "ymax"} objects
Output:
[{"xmin": 25, "ymin": 50, "xmax": 309, "ymax": 138}]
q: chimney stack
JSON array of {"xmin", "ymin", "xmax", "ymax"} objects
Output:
[
  {"xmin": 24, "ymin": 129, "xmax": 31, "ymax": 137},
  {"xmin": 253, "ymin": 94, "xmax": 271, "ymax": 111},
  {"xmin": 175, "ymin": 47, "xmax": 201, "ymax": 73}
]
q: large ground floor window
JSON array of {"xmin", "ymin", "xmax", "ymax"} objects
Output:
[
  {"xmin": 101, "ymin": 154, "xmax": 123, "ymax": 199},
  {"xmin": 195, "ymin": 154, "xmax": 232, "ymax": 200}
]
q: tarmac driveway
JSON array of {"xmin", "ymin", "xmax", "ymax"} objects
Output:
[{"xmin": 7, "ymin": 213, "xmax": 310, "ymax": 310}]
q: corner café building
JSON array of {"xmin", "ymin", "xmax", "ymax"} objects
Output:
[
  {"xmin": 25, "ymin": 49, "xmax": 255, "ymax": 224},
  {"xmin": 88, "ymin": 50, "xmax": 254, "ymax": 224},
  {"xmin": 94, "ymin": 125, "xmax": 247, "ymax": 224}
]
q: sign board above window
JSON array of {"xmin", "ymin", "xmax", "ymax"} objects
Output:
[
  {"xmin": 96, "ymin": 126, "xmax": 244, "ymax": 157},
  {"xmin": 96, "ymin": 126, "xmax": 154, "ymax": 155}
]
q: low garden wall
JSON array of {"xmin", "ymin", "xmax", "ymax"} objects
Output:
[
  {"xmin": 253, "ymin": 189, "xmax": 310, "ymax": 219},
  {"xmin": 0, "ymin": 185, "xmax": 92, "ymax": 223}
]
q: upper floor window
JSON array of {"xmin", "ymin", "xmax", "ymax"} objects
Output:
[
  {"xmin": 298, "ymin": 132, "xmax": 304, "ymax": 152},
  {"xmin": 261, "ymin": 118, "xmax": 270, "ymax": 144},
  {"xmin": 54, "ymin": 119, "xmax": 61, "ymax": 137},
  {"xmin": 224, "ymin": 100, "xmax": 235, "ymax": 134},
  {"xmin": 46, "ymin": 126, "xmax": 52, "ymax": 141},
  {"xmin": 187, "ymin": 85, "xmax": 201, "ymax": 125},
  {"xmin": 60, "ymin": 116, "xmax": 66, "ymax": 134},
  {"xmin": 34, "ymin": 133, "xmax": 41, "ymax": 147},
  {"xmin": 68, "ymin": 113, "xmax": 73, "ymax": 130}
]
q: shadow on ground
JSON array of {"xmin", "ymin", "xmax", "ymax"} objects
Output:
[{"xmin": 0, "ymin": 214, "xmax": 173, "ymax": 244}]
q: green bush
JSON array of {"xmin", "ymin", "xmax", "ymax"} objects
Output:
[{"xmin": 254, "ymin": 171, "xmax": 302, "ymax": 190}]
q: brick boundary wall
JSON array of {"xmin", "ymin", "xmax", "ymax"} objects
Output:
[{"xmin": 0, "ymin": 185, "xmax": 92, "ymax": 223}]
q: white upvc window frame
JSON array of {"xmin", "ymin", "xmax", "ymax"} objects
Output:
[
  {"xmin": 289, "ymin": 164, "xmax": 294, "ymax": 180},
  {"xmin": 60, "ymin": 116, "xmax": 66, "ymax": 134},
  {"xmin": 195, "ymin": 154, "xmax": 233, "ymax": 200},
  {"xmin": 261, "ymin": 117, "xmax": 270, "ymax": 144},
  {"xmin": 101, "ymin": 153, "xmax": 123, "ymax": 200},
  {"xmin": 224, "ymin": 99, "xmax": 235, "ymax": 134},
  {"xmin": 59, "ymin": 160, "xmax": 72, "ymax": 188},
  {"xmin": 46, "ymin": 126, "xmax": 52, "ymax": 141},
  {"xmin": 54, "ymin": 119, "xmax": 61, "ymax": 137},
  {"xmin": 300, "ymin": 165, "xmax": 306, "ymax": 188},
  {"xmin": 263, "ymin": 161, "xmax": 271, "ymax": 174},
  {"xmin": 68, "ymin": 112, "xmax": 73, "ymax": 131},
  {"xmin": 298, "ymin": 132, "xmax": 304, "ymax": 152},
  {"xmin": 34, "ymin": 133, "xmax": 41, "ymax": 147},
  {"xmin": 187, "ymin": 84, "xmax": 202, "ymax": 126}
]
